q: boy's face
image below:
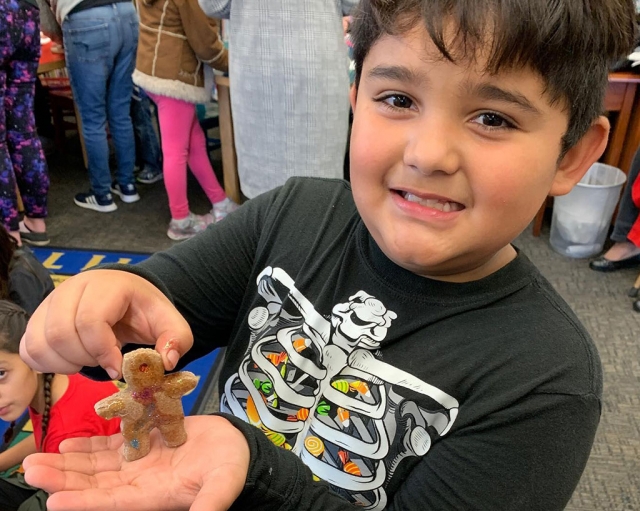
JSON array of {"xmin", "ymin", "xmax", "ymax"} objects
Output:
[{"xmin": 349, "ymin": 24, "xmax": 603, "ymax": 282}]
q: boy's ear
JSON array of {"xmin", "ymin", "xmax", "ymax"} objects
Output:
[
  {"xmin": 549, "ymin": 116, "xmax": 610, "ymax": 196},
  {"xmin": 349, "ymin": 85, "xmax": 358, "ymax": 111}
]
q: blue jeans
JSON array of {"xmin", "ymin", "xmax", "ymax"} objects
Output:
[
  {"xmin": 63, "ymin": 3, "xmax": 138, "ymax": 196},
  {"xmin": 131, "ymin": 85, "xmax": 161, "ymax": 173}
]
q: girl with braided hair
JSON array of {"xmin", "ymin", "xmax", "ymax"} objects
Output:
[{"xmin": 0, "ymin": 301, "xmax": 121, "ymax": 511}]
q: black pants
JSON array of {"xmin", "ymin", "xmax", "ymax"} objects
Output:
[{"xmin": 0, "ymin": 477, "xmax": 38, "ymax": 511}]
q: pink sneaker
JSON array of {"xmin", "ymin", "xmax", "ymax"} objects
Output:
[
  {"xmin": 167, "ymin": 213, "xmax": 213, "ymax": 241},
  {"xmin": 212, "ymin": 197, "xmax": 239, "ymax": 222}
]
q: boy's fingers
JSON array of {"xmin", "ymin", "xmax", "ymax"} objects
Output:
[
  {"xmin": 58, "ymin": 433, "xmax": 124, "ymax": 455},
  {"xmin": 42, "ymin": 282, "xmax": 96, "ymax": 368},
  {"xmin": 155, "ymin": 331, "xmax": 192, "ymax": 371}
]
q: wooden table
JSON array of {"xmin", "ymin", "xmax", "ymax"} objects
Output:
[
  {"xmin": 602, "ymin": 72, "xmax": 640, "ymax": 172},
  {"xmin": 215, "ymin": 75, "xmax": 242, "ymax": 203},
  {"xmin": 38, "ymin": 41, "xmax": 66, "ymax": 74}
]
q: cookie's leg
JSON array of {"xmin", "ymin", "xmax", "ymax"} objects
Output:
[
  {"xmin": 157, "ymin": 420, "xmax": 187, "ymax": 448},
  {"xmin": 121, "ymin": 423, "xmax": 152, "ymax": 461}
]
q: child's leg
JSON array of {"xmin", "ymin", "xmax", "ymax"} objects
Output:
[
  {"xmin": 0, "ymin": 69, "xmax": 21, "ymax": 234},
  {"xmin": 147, "ymin": 92, "xmax": 194, "ymax": 220},
  {"xmin": 187, "ymin": 115, "xmax": 227, "ymax": 204},
  {"xmin": 5, "ymin": 7, "xmax": 49, "ymax": 229}
]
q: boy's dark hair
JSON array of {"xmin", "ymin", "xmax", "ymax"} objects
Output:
[{"xmin": 350, "ymin": 0, "xmax": 637, "ymax": 155}]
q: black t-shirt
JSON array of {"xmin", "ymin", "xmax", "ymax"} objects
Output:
[{"xmin": 113, "ymin": 177, "xmax": 601, "ymax": 510}]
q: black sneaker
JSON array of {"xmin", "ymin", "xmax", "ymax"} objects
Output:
[
  {"xmin": 136, "ymin": 167, "xmax": 163, "ymax": 185},
  {"xmin": 74, "ymin": 192, "xmax": 118, "ymax": 213},
  {"xmin": 111, "ymin": 182, "xmax": 140, "ymax": 203}
]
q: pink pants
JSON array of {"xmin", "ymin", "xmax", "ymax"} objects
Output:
[{"xmin": 147, "ymin": 92, "xmax": 226, "ymax": 219}]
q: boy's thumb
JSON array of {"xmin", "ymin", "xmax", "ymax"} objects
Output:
[{"xmin": 155, "ymin": 332, "xmax": 191, "ymax": 371}]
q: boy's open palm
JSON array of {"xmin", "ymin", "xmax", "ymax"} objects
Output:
[
  {"xmin": 22, "ymin": 415, "xmax": 250, "ymax": 511},
  {"xmin": 19, "ymin": 269, "xmax": 194, "ymax": 378}
]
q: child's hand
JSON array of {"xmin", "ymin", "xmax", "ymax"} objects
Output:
[
  {"xmin": 19, "ymin": 269, "xmax": 194, "ymax": 379},
  {"xmin": 22, "ymin": 415, "xmax": 250, "ymax": 511}
]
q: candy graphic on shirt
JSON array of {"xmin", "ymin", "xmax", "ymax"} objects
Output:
[
  {"xmin": 344, "ymin": 461, "xmax": 362, "ymax": 476},
  {"xmin": 331, "ymin": 379, "xmax": 350, "ymax": 394},
  {"xmin": 349, "ymin": 381, "xmax": 371, "ymax": 397},
  {"xmin": 337, "ymin": 407, "xmax": 350, "ymax": 427},
  {"xmin": 293, "ymin": 337, "xmax": 310, "ymax": 352},
  {"xmin": 262, "ymin": 426, "xmax": 286, "ymax": 447},
  {"xmin": 305, "ymin": 436, "xmax": 325, "ymax": 457},
  {"xmin": 94, "ymin": 348, "xmax": 198, "ymax": 462}
]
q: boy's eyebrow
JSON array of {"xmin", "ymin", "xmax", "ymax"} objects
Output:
[
  {"xmin": 367, "ymin": 65, "xmax": 430, "ymax": 87},
  {"xmin": 468, "ymin": 83, "xmax": 542, "ymax": 116}
]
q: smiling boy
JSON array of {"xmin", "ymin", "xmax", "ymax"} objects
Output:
[{"xmin": 19, "ymin": 1, "xmax": 637, "ymax": 510}]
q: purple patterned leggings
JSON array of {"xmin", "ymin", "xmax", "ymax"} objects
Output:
[{"xmin": 0, "ymin": 0, "xmax": 49, "ymax": 232}]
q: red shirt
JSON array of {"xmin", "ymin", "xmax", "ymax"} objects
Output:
[{"xmin": 29, "ymin": 374, "xmax": 121, "ymax": 453}]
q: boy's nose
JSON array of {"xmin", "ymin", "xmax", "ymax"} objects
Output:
[{"xmin": 403, "ymin": 116, "xmax": 461, "ymax": 176}]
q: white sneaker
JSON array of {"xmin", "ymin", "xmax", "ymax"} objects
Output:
[
  {"xmin": 167, "ymin": 213, "xmax": 213, "ymax": 241},
  {"xmin": 212, "ymin": 197, "xmax": 239, "ymax": 222}
]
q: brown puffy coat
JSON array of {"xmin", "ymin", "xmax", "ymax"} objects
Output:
[{"xmin": 132, "ymin": 0, "xmax": 228, "ymax": 104}]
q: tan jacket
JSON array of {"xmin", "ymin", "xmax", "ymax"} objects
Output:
[{"xmin": 133, "ymin": 0, "xmax": 228, "ymax": 104}]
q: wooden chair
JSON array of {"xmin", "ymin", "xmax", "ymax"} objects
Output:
[{"xmin": 39, "ymin": 73, "xmax": 88, "ymax": 168}]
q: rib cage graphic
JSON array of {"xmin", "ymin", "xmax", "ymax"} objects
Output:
[{"xmin": 221, "ymin": 267, "xmax": 460, "ymax": 509}]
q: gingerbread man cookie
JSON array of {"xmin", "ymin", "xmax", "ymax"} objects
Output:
[{"xmin": 95, "ymin": 348, "xmax": 198, "ymax": 461}]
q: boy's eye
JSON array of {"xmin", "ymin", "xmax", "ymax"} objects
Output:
[
  {"xmin": 0, "ymin": 370, "xmax": 6, "ymax": 379},
  {"xmin": 379, "ymin": 94, "xmax": 414, "ymax": 110},
  {"xmin": 473, "ymin": 113, "xmax": 515, "ymax": 130}
]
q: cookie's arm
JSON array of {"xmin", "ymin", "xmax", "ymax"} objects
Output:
[
  {"xmin": 94, "ymin": 395, "xmax": 128, "ymax": 420},
  {"xmin": 163, "ymin": 371, "xmax": 198, "ymax": 397}
]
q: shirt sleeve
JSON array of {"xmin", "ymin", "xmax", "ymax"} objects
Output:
[
  {"xmin": 176, "ymin": 0, "xmax": 228, "ymax": 71},
  {"xmin": 91, "ymin": 187, "xmax": 278, "ymax": 370},
  {"xmin": 222, "ymin": 391, "xmax": 600, "ymax": 511}
]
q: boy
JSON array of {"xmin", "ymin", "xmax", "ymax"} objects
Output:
[{"xmin": 19, "ymin": 0, "xmax": 636, "ymax": 510}]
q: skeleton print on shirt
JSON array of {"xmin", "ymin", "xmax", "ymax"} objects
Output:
[{"xmin": 220, "ymin": 267, "xmax": 460, "ymax": 510}]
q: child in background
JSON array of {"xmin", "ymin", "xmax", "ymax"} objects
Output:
[
  {"xmin": 132, "ymin": 0, "xmax": 236, "ymax": 241},
  {"xmin": 1, "ymin": 0, "xmax": 51, "ymax": 246},
  {"xmin": 18, "ymin": 1, "xmax": 637, "ymax": 510},
  {"xmin": 0, "ymin": 226, "xmax": 53, "ymax": 315},
  {"xmin": 0, "ymin": 301, "xmax": 121, "ymax": 511}
]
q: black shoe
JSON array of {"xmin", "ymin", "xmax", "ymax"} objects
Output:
[{"xmin": 589, "ymin": 253, "xmax": 640, "ymax": 272}]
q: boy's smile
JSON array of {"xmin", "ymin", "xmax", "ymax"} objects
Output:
[{"xmin": 349, "ymin": 23, "xmax": 608, "ymax": 282}]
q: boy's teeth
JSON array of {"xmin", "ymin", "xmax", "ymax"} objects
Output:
[{"xmin": 403, "ymin": 192, "xmax": 461, "ymax": 212}]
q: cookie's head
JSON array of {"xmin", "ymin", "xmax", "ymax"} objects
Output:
[{"xmin": 122, "ymin": 348, "xmax": 165, "ymax": 388}]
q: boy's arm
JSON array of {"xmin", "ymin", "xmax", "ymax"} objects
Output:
[
  {"xmin": 176, "ymin": 0, "xmax": 228, "ymax": 72},
  {"xmin": 0, "ymin": 434, "xmax": 37, "ymax": 472},
  {"xmin": 223, "ymin": 392, "xmax": 599, "ymax": 510}
]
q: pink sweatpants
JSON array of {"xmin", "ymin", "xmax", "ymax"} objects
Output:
[{"xmin": 147, "ymin": 92, "xmax": 226, "ymax": 219}]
